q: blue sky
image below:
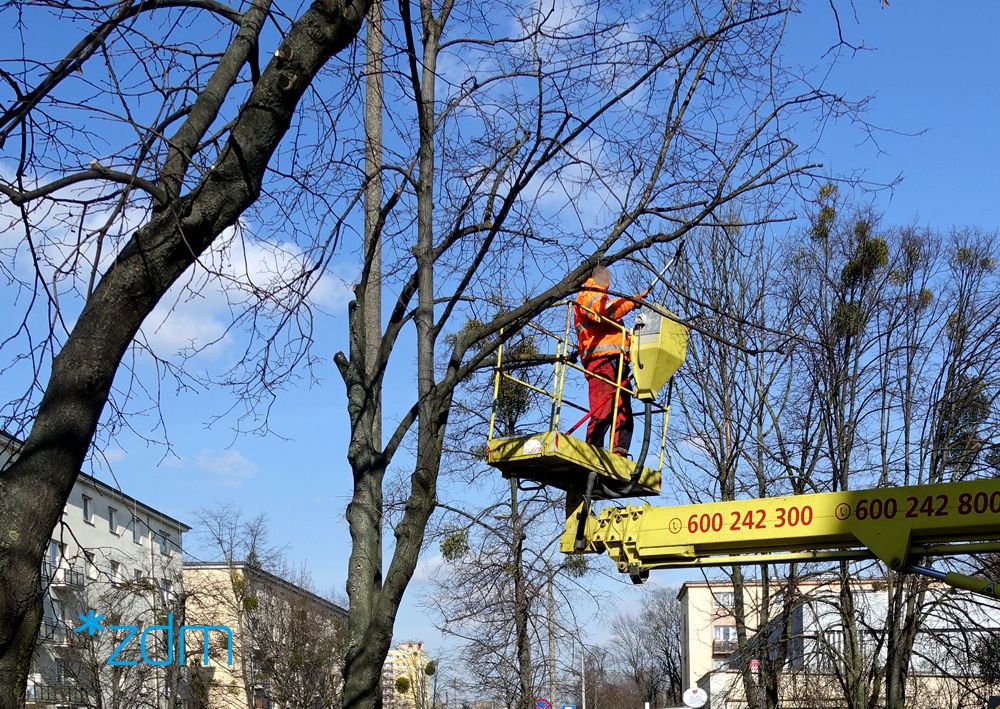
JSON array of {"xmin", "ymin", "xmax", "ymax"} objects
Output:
[
  {"xmin": 4, "ymin": 2, "xmax": 1000, "ymax": 654},
  {"xmin": 784, "ymin": 2, "xmax": 1000, "ymax": 230}
]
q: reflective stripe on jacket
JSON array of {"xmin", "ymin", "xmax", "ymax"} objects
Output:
[{"xmin": 574, "ymin": 277, "xmax": 637, "ymax": 362}]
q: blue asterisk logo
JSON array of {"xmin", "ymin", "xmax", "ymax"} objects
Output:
[{"xmin": 73, "ymin": 609, "xmax": 105, "ymax": 636}]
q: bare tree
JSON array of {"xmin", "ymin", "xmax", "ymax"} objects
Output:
[
  {"xmin": 787, "ymin": 193, "xmax": 1000, "ymax": 709},
  {"xmin": 0, "ymin": 0, "xmax": 859, "ymax": 705},
  {"xmin": 429, "ymin": 480, "xmax": 590, "ymax": 709},
  {"xmin": 666, "ymin": 186, "xmax": 1000, "ymax": 708},
  {"xmin": 334, "ymin": 0, "xmax": 854, "ymax": 703},
  {"xmin": 610, "ymin": 612, "xmax": 666, "ymax": 706},
  {"xmin": 554, "ymin": 591, "xmax": 681, "ymax": 709},
  {"xmin": 262, "ymin": 590, "xmax": 347, "ymax": 708},
  {"xmin": 671, "ymin": 218, "xmax": 805, "ymax": 709},
  {"xmin": 645, "ymin": 588, "xmax": 685, "ymax": 706},
  {"xmin": 0, "ymin": 0, "xmax": 370, "ymax": 699},
  {"xmin": 605, "ymin": 588, "xmax": 683, "ymax": 707},
  {"xmin": 190, "ymin": 506, "xmax": 346, "ymax": 709}
]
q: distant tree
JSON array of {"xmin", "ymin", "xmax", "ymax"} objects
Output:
[
  {"xmin": 974, "ymin": 635, "xmax": 1000, "ymax": 685},
  {"xmin": 607, "ymin": 588, "xmax": 683, "ymax": 708},
  {"xmin": 646, "ymin": 589, "xmax": 685, "ymax": 705}
]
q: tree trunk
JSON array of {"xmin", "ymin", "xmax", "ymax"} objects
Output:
[
  {"xmin": 363, "ymin": 0, "xmax": 383, "ymax": 447},
  {"xmin": 548, "ymin": 568, "xmax": 556, "ymax": 705},
  {"xmin": 731, "ymin": 566, "xmax": 757, "ymax": 706},
  {"xmin": 883, "ymin": 577, "xmax": 922, "ymax": 709},
  {"xmin": 511, "ymin": 479, "xmax": 533, "ymax": 709},
  {"xmin": 340, "ymin": 2, "xmax": 443, "ymax": 705},
  {"xmin": 339, "ymin": 2, "xmax": 385, "ymax": 702},
  {"xmin": 761, "ymin": 568, "xmax": 793, "ymax": 709},
  {"xmin": 838, "ymin": 562, "xmax": 867, "ymax": 709},
  {"xmin": 0, "ymin": 0, "xmax": 369, "ymax": 701}
]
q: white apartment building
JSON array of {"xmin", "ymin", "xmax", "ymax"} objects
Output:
[
  {"xmin": 679, "ymin": 577, "xmax": 1000, "ymax": 708},
  {"xmin": 1, "ymin": 432, "xmax": 189, "ymax": 708}
]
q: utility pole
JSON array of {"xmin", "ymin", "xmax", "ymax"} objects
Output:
[{"xmin": 580, "ymin": 639, "xmax": 586, "ymax": 709}]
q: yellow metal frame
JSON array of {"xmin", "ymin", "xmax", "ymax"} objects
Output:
[
  {"xmin": 486, "ymin": 301, "xmax": 671, "ymax": 496},
  {"xmin": 487, "ymin": 431, "xmax": 662, "ymax": 496}
]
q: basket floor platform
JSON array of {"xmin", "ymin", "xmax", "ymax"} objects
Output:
[{"xmin": 486, "ymin": 431, "xmax": 661, "ymax": 498}]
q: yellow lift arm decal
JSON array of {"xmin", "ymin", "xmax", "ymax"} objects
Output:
[{"xmin": 563, "ymin": 478, "xmax": 1000, "ymax": 574}]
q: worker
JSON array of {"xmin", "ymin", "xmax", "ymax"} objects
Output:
[{"xmin": 574, "ymin": 265, "xmax": 648, "ymax": 455}]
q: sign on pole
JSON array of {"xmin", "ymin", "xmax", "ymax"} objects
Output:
[
  {"xmin": 534, "ymin": 699, "xmax": 552, "ymax": 709},
  {"xmin": 682, "ymin": 687, "xmax": 708, "ymax": 709}
]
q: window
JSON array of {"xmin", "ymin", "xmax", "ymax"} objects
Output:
[
  {"xmin": 132, "ymin": 515, "xmax": 142, "ymax": 545},
  {"xmin": 712, "ymin": 591, "xmax": 735, "ymax": 609},
  {"xmin": 44, "ymin": 541, "xmax": 65, "ymax": 580},
  {"xmin": 47, "ymin": 540, "xmax": 60, "ymax": 569},
  {"xmin": 159, "ymin": 531, "xmax": 172, "ymax": 556},
  {"xmin": 134, "ymin": 569, "xmax": 144, "ymax": 583},
  {"xmin": 108, "ymin": 506, "xmax": 118, "ymax": 535},
  {"xmin": 160, "ymin": 578, "xmax": 173, "ymax": 604},
  {"xmin": 84, "ymin": 552, "xmax": 97, "ymax": 581},
  {"xmin": 714, "ymin": 625, "xmax": 738, "ymax": 642},
  {"xmin": 110, "ymin": 560, "xmax": 122, "ymax": 585},
  {"xmin": 82, "ymin": 495, "xmax": 93, "ymax": 525}
]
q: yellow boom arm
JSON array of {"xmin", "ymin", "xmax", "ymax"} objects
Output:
[{"xmin": 564, "ymin": 478, "xmax": 1000, "ymax": 587}]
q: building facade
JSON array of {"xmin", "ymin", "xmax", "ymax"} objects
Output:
[
  {"xmin": 0, "ymin": 432, "xmax": 190, "ymax": 708},
  {"xmin": 679, "ymin": 578, "xmax": 1000, "ymax": 708},
  {"xmin": 183, "ymin": 561, "xmax": 347, "ymax": 709},
  {"xmin": 382, "ymin": 641, "xmax": 432, "ymax": 709}
]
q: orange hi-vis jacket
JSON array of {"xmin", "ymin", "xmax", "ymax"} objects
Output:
[{"xmin": 574, "ymin": 277, "xmax": 639, "ymax": 362}]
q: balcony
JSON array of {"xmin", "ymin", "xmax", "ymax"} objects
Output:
[
  {"xmin": 25, "ymin": 683, "xmax": 89, "ymax": 705},
  {"xmin": 712, "ymin": 639, "xmax": 739, "ymax": 655},
  {"xmin": 40, "ymin": 621, "xmax": 72, "ymax": 647},
  {"xmin": 42, "ymin": 564, "xmax": 85, "ymax": 590}
]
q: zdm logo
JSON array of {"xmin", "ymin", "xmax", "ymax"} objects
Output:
[{"xmin": 73, "ymin": 609, "xmax": 234, "ymax": 667}]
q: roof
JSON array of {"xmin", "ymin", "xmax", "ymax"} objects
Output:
[
  {"xmin": 677, "ymin": 575, "xmax": 897, "ymax": 600},
  {"xmin": 0, "ymin": 430, "xmax": 190, "ymax": 532},
  {"xmin": 184, "ymin": 561, "xmax": 348, "ymax": 619},
  {"xmin": 77, "ymin": 470, "xmax": 191, "ymax": 532}
]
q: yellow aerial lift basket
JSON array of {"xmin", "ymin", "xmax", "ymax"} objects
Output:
[
  {"xmin": 485, "ymin": 300, "xmax": 688, "ymax": 500},
  {"xmin": 483, "ymin": 295, "xmax": 1000, "ymax": 599}
]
